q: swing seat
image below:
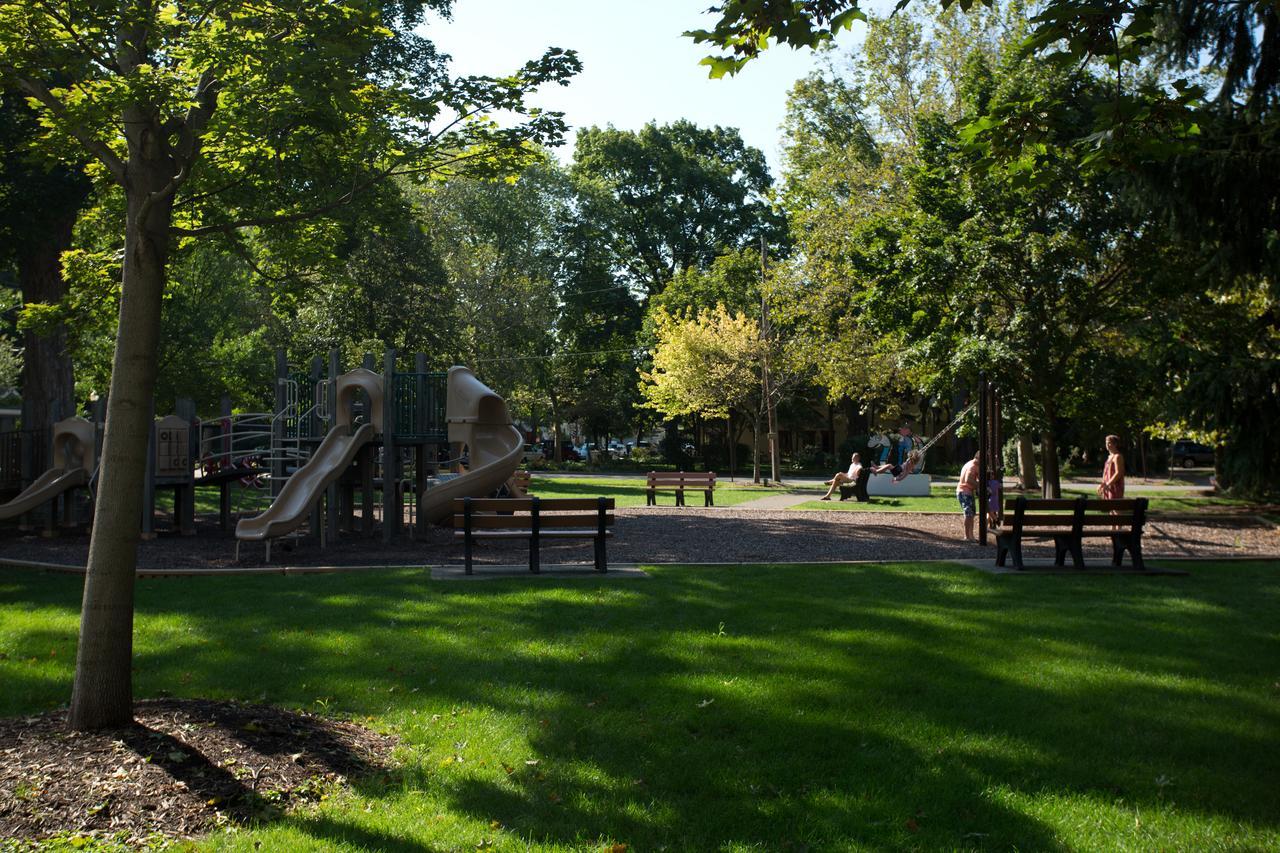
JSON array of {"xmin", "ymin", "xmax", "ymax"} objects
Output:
[{"xmin": 867, "ymin": 473, "xmax": 931, "ymax": 497}]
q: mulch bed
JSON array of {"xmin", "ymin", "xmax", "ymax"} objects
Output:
[
  {"xmin": 0, "ymin": 698, "xmax": 397, "ymax": 844},
  {"xmin": 2, "ymin": 506, "xmax": 1278, "ymax": 572}
]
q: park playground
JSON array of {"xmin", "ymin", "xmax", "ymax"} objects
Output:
[
  {"xmin": 3, "ymin": 0, "xmax": 1280, "ymax": 848},
  {"xmin": 4, "ymin": 347, "xmax": 1279, "ymax": 848}
]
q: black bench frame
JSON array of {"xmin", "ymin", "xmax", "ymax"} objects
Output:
[
  {"xmin": 456, "ymin": 496, "xmax": 613, "ymax": 574},
  {"xmin": 996, "ymin": 495, "xmax": 1148, "ymax": 571},
  {"xmin": 837, "ymin": 467, "xmax": 872, "ymax": 502}
]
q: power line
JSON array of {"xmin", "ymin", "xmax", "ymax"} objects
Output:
[{"xmin": 468, "ymin": 347, "xmax": 638, "ymax": 364}]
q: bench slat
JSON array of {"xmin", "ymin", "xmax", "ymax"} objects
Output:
[
  {"xmin": 452, "ymin": 497, "xmax": 614, "ymax": 512},
  {"xmin": 1017, "ymin": 514, "xmax": 1082, "ymax": 526},
  {"xmin": 1003, "ymin": 498, "xmax": 1079, "ymax": 510},
  {"xmin": 647, "ymin": 472, "xmax": 715, "ymax": 480},
  {"xmin": 455, "ymin": 514, "xmax": 615, "ymax": 529},
  {"xmin": 456, "ymin": 529, "xmax": 614, "ymax": 539}
]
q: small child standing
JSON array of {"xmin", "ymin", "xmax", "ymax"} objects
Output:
[{"xmin": 987, "ymin": 468, "xmax": 1003, "ymax": 530}]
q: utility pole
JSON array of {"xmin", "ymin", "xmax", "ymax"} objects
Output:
[{"xmin": 760, "ymin": 236, "xmax": 780, "ymax": 485}]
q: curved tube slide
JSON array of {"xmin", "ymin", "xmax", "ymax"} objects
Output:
[{"xmin": 414, "ymin": 366, "xmax": 523, "ymax": 524}]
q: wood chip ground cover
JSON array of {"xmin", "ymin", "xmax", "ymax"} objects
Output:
[{"xmin": 0, "ymin": 699, "xmax": 395, "ymax": 845}]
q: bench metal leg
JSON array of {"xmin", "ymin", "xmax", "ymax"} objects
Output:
[
  {"xmin": 464, "ymin": 497, "xmax": 474, "ymax": 575},
  {"xmin": 646, "ymin": 489, "xmax": 655, "ymax": 506},
  {"xmin": 1053, "ymin": 535, "xmax": 1084, "ymax": 568},
  {"xmin": 676, "ymin": 489, "xmax": 685, "ymax": 507},
  {"xmin": 595, "ymin": 498, "xmax": 608, "ymax": 572},
  {"xmin": 705, "ymin": 489, "xmax": 713, "ymax": 507},
  {"xmin": 1112, "ymin": 534, "xmax": 1145, "ymax": 570},
  {"xmin": 1130, "ymin": 536, "xmax": 1145, "ymax": 571},
  {"xmin": 529, "ymin": 496, "xmax": 540, "ymax": 573},
  {"xmin": 993, "ymin": 537, "xmax": 1024, "ymax": 571}
]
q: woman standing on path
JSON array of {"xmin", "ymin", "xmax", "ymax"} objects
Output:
[{"xmin": 1099, "ymin": 435, "xmax": 1125, "ymax": 499}]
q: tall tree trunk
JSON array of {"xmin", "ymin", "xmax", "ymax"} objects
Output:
[
  {"xmin": 1040, "ymin": 403, "xmax": 1061, "ymax": 498},
  {"xmin": 548, "ymin": 393, "xmax": 560, "ymax": 463},
  {"xmin": 1017, "ymin": 434, "xmax": 1039, "ymax": 492},
  {"xmin": 69, "ymin": 164, "xmax": 174, "ymax": 731},
  {"xmin": 726, "ymin": 412, "xmax": 735, "ymax": 479},
  {"xmin": 18, "ymin": 207, "xmax": 78, "ymax": 434},
  {"xmin": 751, "ymin": 414, "xmax": 761, "ymax": 483}
]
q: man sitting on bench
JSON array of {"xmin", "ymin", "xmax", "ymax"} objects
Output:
[{"xmin": 820, "ymin": 452, "xmax": 864, "ymax": 501}]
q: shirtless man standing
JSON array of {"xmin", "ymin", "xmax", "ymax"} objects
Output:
[{"xmin": 957, "ymin": 451, "xmax": 981, "ymax": 541}]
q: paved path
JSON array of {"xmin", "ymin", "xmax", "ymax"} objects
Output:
[{"xmin": 733, "ymin": 492, "xmax": 818, "ymax": 511}]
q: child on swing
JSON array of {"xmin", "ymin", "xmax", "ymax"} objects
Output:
[{"xmin": 869, "ymin": 449, "xmax": 922, "ymax": 482}]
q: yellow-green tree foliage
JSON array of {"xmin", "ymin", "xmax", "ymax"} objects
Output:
[{"xmin": 641, "ymin": 305, "xmax": 761, "ymax": 421}]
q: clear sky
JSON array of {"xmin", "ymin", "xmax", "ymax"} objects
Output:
[{"xmin": 422, "ymin": 0, "xmax": 834, "ymax": 179}]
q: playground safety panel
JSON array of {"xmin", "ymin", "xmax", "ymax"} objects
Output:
[{"xmin": 393, "ymin": 372, "xmax": 448, "ymax": 442}]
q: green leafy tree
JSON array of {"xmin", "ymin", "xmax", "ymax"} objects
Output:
[
  {"xmin": 0, "ymin": 91, "xmax": 90, "ymax": 431},
  {"xmin": 552, "ymin": 201, "xmax": 644, "ymax": 450},
  {"xmin": 642, "ymin": 305, "xmax": 766, "ymax": 474},
  {"xmin": 0, "ymin": 0, "xmax": 578, "ymax": 729},
  {"xmin": 572, "ymin": 121, "xmax": 783, "ymax": 297},
  {"xmin": 776, "ymin": 11, "xmax": 1170, "ymax": 495}
]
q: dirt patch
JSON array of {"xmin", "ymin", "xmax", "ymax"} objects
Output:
[{"xmin": 0, "ymin": 698, "xmax": 396, "ymax": 845}]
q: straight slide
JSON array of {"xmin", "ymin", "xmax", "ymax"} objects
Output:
[
  {"xmin": 235, "ymin": 423, "xmax": 377, "ymax": 542},
  {"xmin": 0, "ymin": 468, "xmax": 88, "ymax": 520}
]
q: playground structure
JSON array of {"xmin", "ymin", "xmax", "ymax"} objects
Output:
[
  {"xmin": 0, "ymin": 417, "xmax": 96, "ymax": 534},
  {"xmin": 232, "ymin": 356, "xmax": 523, "ymax": 560},
  {"xmin": 1, "ymin": 349, "xmax": 524, "ymax": 557}
]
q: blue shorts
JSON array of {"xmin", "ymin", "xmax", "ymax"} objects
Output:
[{"xmin": 957, "ymin": 492, "xmax": 976, "ymax": 516}]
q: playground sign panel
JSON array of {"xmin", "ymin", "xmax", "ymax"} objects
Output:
[{"xmin": 155, "ymin": 415, "xmax": 191, "ymax": 479}]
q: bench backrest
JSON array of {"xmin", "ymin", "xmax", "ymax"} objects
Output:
[
  {"xmin": 452, "ymin": 496, "xmax": 614, "ymax": 531},
  {"xmin": 646, "ymin": 471, "xmax": 716, "ymax": 488},
  {"xmin": 1003, "ymin": 496, "xmax": 1147, "ymax": 534}
]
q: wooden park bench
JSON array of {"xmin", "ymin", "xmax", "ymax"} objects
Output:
[
  {"xmin": 646, "ymin": 471, "xmax": 716, "ymax": 507},
  {"xmin": 996, "ymin": 496, "xmax": 1149, "ymax": 571},
  {"xmin": 838, "ymin": 466, "xmax": 872, "ymax": 502},
  {"xmin": 453, "ymin": 496, "xmax": 614, "ymax": 574}
]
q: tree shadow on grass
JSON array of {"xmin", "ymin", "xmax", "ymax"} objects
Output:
[{"xmin": 3, "ymin": 562, "xmax": 1279, "ymax": 847}]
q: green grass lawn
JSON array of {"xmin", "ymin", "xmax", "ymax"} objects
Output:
[
  {"xmin": 184, "ymin": 477, "xmax": 774, "ymax": 519},
  {"xmin": 791, "ymin": 486, "xmax": 1257, "ymax": 514},
  {"xmin": 193, "ymin": 484, "xmax": 274, "ymax": 516},
  {"xmin": 3, "ymin": 561, "xmax": 1278, "ymax": 850},
  {"xmin": 528, "ymin": 476, "xmax": 778, "ymax": 508}
]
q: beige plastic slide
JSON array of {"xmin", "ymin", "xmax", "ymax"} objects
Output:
[
  {"xmin": 415, "ymin": 365, "xmax": 523, "ymax": 524},
  {"xmin": 236, "ymin": 369, "xmax": 383, "ymax": 546},
  {"xmin": 0, "ymin": 417, "xmax": 94, "ymax": 520}
]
